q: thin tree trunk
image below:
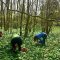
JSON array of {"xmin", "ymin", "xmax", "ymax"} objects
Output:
[
  {"xmin": 24, "ymin": 0, "xmax": 30, "ymax": 37},
  {"xmin": 10, "ymin": 0, "xmax": 12, "ymax": 33},
  {"xmin": 1, "ymin": 0, "xmax": 3, "ymax": 29},
  {"xmin": 20, "ymin": 0, "xmax": 25, "ymax": 36},
  {"xmin": 33, "ymin": 0, "xmax": 38, "ymax": 34}
]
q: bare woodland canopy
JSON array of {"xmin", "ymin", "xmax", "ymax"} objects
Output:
[{"xmin": 0, "ymin": 0, "xmax": 60, "ymax": 37}]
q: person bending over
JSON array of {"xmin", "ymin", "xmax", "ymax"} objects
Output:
[
  {"xmin": 11, "ymin": 34, "xmax": 28, "ymax": 52},
  {"xmin": 11, "ymin": 34, "xmax": 22, "ymax": 52},
  {"xmin": 34, "ymin": 32, "xmax": 47, "ymax": 46}
]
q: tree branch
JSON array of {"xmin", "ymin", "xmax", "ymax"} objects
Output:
[{"xmin": 8, "ymin": 9, "xmax": 44, "ymax": 19}]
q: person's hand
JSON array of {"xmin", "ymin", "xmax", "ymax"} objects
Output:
[
  {"xmin": 21, "ymin": 48, "xmax": 28, "ymax": 52},
  {"xmin": 35, "ymin": 42, "xmax": 40, "ymax": 46}
]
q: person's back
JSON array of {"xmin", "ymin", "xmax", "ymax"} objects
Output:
[
  {"xmin": 11, "ymin": 37, "xmax": 22, "ymax": 45},
  {"xmin": 35, "ymin": 32, "xmax": 47, "ymax": 39}
]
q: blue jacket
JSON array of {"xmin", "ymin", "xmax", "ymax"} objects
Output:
[
  {"xmin": 35, "ymin": 32, "xmax": 47, "ymax": 44},
  {"xmin": 35, "ymin": 32, "xmax": 47, "ymax": 39}
]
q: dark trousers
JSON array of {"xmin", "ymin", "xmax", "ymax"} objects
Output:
[{"xmin": 11, "ymin": 43, "xmax": 21, "ymax": 51}]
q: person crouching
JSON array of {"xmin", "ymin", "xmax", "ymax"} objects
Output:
[
  {"xmin": 11, "ymin": 34, "xmax": 22, "ymax": 52},
  {"xmin": 34, "ymin": 32, "xmax": 47, "ymax": 46}
]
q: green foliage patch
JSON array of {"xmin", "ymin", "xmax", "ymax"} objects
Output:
[{"xmin": 0, "ymin": 27, "xmax": 60, "ymax": 60}]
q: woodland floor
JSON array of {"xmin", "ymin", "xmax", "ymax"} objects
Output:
[{"xmin": 0, "ymin": 26, "xmax": 60, "ymax": 60}]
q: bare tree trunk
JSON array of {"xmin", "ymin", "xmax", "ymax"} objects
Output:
[
  {"xmin": 0, "ymin": 0, "xmax": 3, "ymax": 29},
  {"xmin": 20, "ymin": 0, "xmax": 25, "ymax": 36},
  {"xmin": 10, "ymin": 0, "xmax": 12, "ymax": 33},
  {"xmin": 33, "ymin": 0, "xmax": 38, "ymax": 34},
  {"xmin": 24, "ymin": 0, "xmax": 30, "ymax": 37},
  {"xmin": 4, "ymin": 0, "xmax": 10, "ymax": 31}
]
